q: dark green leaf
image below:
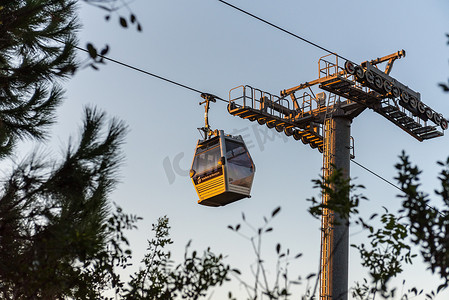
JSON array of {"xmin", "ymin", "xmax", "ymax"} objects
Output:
[
  {"xmin": 306, "ymin": 273, "xmax": 316, "ymax": 280},
  {"xmin": 87, "ymin": 43, "xmax": 97, "ymax": 59},
  {"xmin": 272, "ymin": 206, "xmax": 281, "ymax": 217},
  {"xmin": 232, "ymin": 268, "xmax": 241, "ymax": 275},
  {"xmin": 438, "ymin": 83, "xmax": 449, "ymax": 92},
  {"xmin": 119, "ymin": 17, "xmax": 128, "ymax": 28},
  {"xmin": 100, "ymin": 45, "xmax": 109, "ymax": 56}
]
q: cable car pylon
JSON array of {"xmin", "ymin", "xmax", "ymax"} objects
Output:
[{"xmin": 227, "ymin": 51, "xmax": 447, "ymax": 300}]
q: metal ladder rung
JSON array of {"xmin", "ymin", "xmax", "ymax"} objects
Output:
[
  {"xmin": 412, "ymin": 126, "xmax": 435, "ymax": 135},
  {"xmin": 399, "ymin": 117, "xmax": 414, "ymax": 124},
  {"xmin": 404, "ymin": 122, "xmax": 421, "ymax": 130},
  {"xmin": 389, "ymin": 111, "xmax": 407, "ymax": 119},
  {"xmin": 421, "ymin": 131, "xmax": 443, "ymax": 139},
  {"xmin": 381, "ymin": 105, "xmax": 398, "ymax": 113}
]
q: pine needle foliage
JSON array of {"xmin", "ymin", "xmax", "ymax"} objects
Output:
[
  {"xmin": 0, "ymin": 0, "xmax": 79, "ymax": 155},
  {"xmin": 0, "ymin": 107, "xmax": 137, "ymax": 299}
]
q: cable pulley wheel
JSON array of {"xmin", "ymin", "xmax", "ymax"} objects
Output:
[
  {"xmin": 425, "ymin": 108, "xmax": 434, "ymax": 120},
  {"xmin": 383, "ymin": 81, "xmax": 392, "ymax": 94},
  {"xmin": 284, "ymin": 127, "xmax": 294, "ymax": 136},
  {"xmin": 355, "ymin": 67, "xmax": 365, "ymax": 80},
  {"xmin": 301, "ymin": 135, "xmax": 310, "ymax": 144},
  {"xmin": 432, "ymin": 113, "xmax": 442, "ymax": 126},
  {"xmin": 418, "ymin": 101, "xmax": 426, "ymax": 114},
  {"xmin": 365, "ymin": 71, "xmax": 374, "ymax": 84},
  {"xmin": 410, "ymin": 97, "xmax": 418, "ymax": 110},
  {"xmin": 400, "ymin": 91, "xmax": 410, "ymax": 103},
  {"xmin": 345, "ymin": 61, "xmax": 356, "ymax": 75},
  {"xmin": 392, "ymin": 86, "xmax": 400, "ymax": 98},
  {"xmin": 441, "ymin": 118, "xmax": 448, "ymax": 130},
  {"xmin": 374, "ymin": 76, "xmax": 383, "ymax": 89},
  {"xmin": 293, "ymin": 130, "xmax": 302, "ymax": 141},
  {"xmin": 276, "ymin": 125, "xmax": 284, "ymax": 132}
]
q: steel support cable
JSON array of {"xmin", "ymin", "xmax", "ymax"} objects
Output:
[
  {"xmin": 351, "ymin": 159, "xmax": 402, "ymax": 192},
  {"xmin": 54, "ymin": 38, "xmax": 228, "ymax": 103},
  {"xmin": 351, "ymin": 159, "xmax": 445, "ymax": 216},
  {"xmin": 216, "ymin": 0, "xmax": 351, "ymax": 63}
]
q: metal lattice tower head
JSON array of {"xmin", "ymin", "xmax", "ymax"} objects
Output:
[{"xmin": 227, "ymin": 50, "xmax": 447, "ymax": 300}]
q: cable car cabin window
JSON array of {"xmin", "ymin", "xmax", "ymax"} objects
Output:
[
  {"xmin": 226, "ymin": 140, "xmax": 254, "ymax": 188},
  {"xmin": 193, "ymin": 143, "xmax": 221, "ymax": 176}
]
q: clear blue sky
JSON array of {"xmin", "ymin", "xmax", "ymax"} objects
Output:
[{"xmin": 37, "ymin": 0, "xmax": 449, "ymax": 298}]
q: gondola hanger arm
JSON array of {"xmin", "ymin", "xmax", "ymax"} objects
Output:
[{"xmin": 198, "ymin": 93, "xmax": 219, "ymax": 140}]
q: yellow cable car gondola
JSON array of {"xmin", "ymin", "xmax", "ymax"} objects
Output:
[{"xmin": 190, "ymin": 94, "xmax": 255, "ymax": 207}]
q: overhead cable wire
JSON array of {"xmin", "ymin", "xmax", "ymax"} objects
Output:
[
  {"xmin": 351, "ymin": 158, "xmax": 445, "ymax": 216},
  {"xmin": 216, "ymin": 0, "xmax": 351, "ymax": 62},
  {"xmin": 351, "ymin": 159, "xmax": 402, "ymax": 192},
  {"xmin": 55, "ymin": 38, "xmax": 228, "ymax": 102},
  {"xmin": 75, "ymin": 44, "xmax": 204, "ymax": 94}
]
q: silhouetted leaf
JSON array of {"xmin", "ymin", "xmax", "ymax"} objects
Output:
[
  {"xmin": 265, "ymin": 227, "xmax": 273, "ymax": 233},
  {"xmin": 306, "ymin": 273, "xmax": 316, "ymax": 280},
  {"xmin": 272, "ymin": 206, "xmax": 281, "ymax": 217},
  {"xmin": 276, "ymin": 243, "xmax": 281, "ymax": 254},
  {"xmin": 100, "ymin": 45, "xmax": 109, "ymax": 56},
  {"xmin": 438, "ymin": 83, "xmax": 449, "ymax": 92},
  {"xmin": 119, "ymin": 17, "xmax": 128, "ymax": 28},
  {"xmin": 86, "ymin": 43, "xmax": 97, "ymax": 59}
]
